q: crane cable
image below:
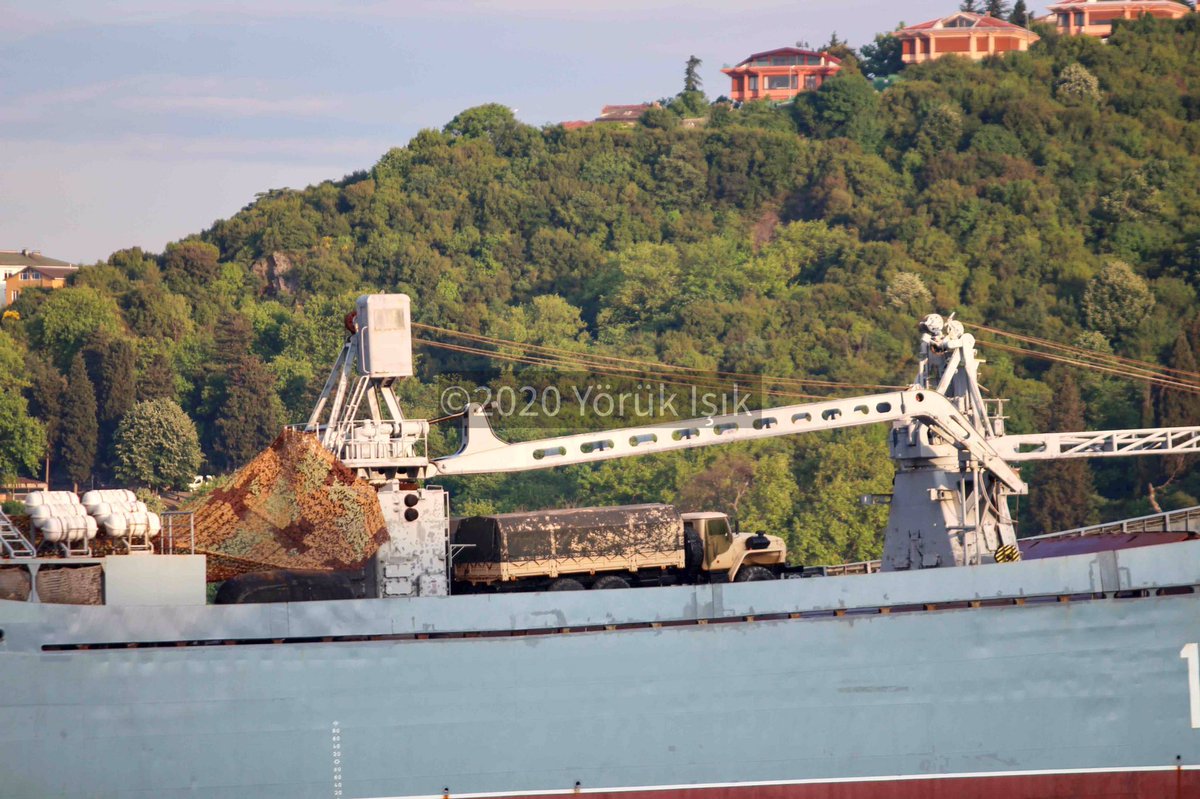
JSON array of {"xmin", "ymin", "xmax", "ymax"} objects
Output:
[
  {"xmin": 414, "ymin": 320, "xmax": 1200, "ymax": 398},
  {"xmin": 413, "ymin": 337, "xmax": 831, "ymax": 401},
  {"xmin": 412, "ymin": 322, "xmax": 906, "ymax": 393},
  {"xmin": 973, "ymin": 339, "xmax": 1200, "ymax": 395},
  {"xmin": 965, "ymin": 322, "xmax": 1200, "ymax": 382}
]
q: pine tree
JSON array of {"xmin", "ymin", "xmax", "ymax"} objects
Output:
[
  {"xmin": 137, "ymin": 353, "xmax": 178, "ymax": 402},
  {"xmin": 985, "ymin": 0, "xmax": 1011, "ymax": 18},
  {"xmin": 1029, "ymin": 373, "xmax": 1099, "ymax": 534},
  {"xmin": 683, "ymin": 55, "xmax": 702, "ymax": 93},
  {"xmin": 83, "ymin": 331, "xmax": 136, "ymax": 470},
  {"xmin": 960, "ymin": 0, "xmax": 983, "ymax": 13},
  {"xmin": 23, "ymin": 356, "xmax": 66, "ymax": 484},
  {"xmin": 212, "ymin": 355, "xmax": 283, "ymax": 470},
  {"xmin": 61, "ymin": 353, "xmax": 98, "ymax": 490},
  {"xmin": 1009, "ymin": 0, "xmax": 1030, "ymax": 26},
  {"xmin": 1159, "ymin": 331, "xmax": 1200, "ymax": 480}
]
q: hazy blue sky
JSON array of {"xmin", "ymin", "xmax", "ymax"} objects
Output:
[{"xmin": 1, "ymin": 0, "xmax": 959, "ymax": 263}]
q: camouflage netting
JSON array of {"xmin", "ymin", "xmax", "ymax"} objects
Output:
[
  {"xmin": 182, "ymin": 429, "xmax": 389, "ymax": 581},
  {"xmin": 36, "ymin": 566, "xmax": 103, "ymax": 605},
  {"xmin": 0, "ymin": 566, "xmax": 32, "ymax": 602}
]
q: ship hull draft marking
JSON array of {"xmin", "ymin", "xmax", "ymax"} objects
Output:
[{"xmin": 1184, "ymin": 643, "xmax": 1200, "ymax": 729}]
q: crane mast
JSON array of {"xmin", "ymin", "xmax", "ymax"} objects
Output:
[{"xmin": 307, "ymin": 296, "xmax": 1200, "ymax": 598}]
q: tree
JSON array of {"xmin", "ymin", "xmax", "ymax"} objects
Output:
[
  {"xmin": 29, "ymin": 286, "xmax": 122, "ymax": 369},
  {"xmin": 960, "ymin": 0, "xmax": 983, "ymax": 12},
  {"xmin": 822, "ymin": 35, "xmax": 860, "ymax": 74},
  {"xmin": 675, "ymin": 453, "xmax": 757, "ymax": 520},
  {"xmin": 113, "ymin": 399, "xmax": 202, "ymax": 491},
  {"xmin": 443, "ymin": 103, "xmax": 521, "ymax": 141},
  {"xmin": 161, "ymin": 240, "xmax": 222, "ymax": 290},
  {"xmin": 137, "ymin": 352, "xmax": 178, "ymax": 402},
  {"xmin": 1029, "ymin": 373, "xmax": 1099, "ymax": 534},
  {"xmin": 640, "ymin": 105, "xmax": 678, "ymax": 130},
  {"xmin": 792, "ymin": 430, "xmax": 894, "ymax": 564},
  {"xmin": 984, "ymin": 0, "xmax": 1011, "ymax": 17},
  {"xmin": 886, "ymin": 272, "xmax": 933, "ymax": 310},
  {"xmin": 60, "ymin": 353, "xmax": 98, "ymax": 489},
  {"xmin": 82, "ymin": 330, "xmax": 137, "ymax": 467},
  {"xmin": 0, "ymin": 389, "xmax": 43, "ymax": 485},
  {"xmin": 859, "ymin": 33, "xmax": 904, "ymax": 78},
  {"xmin": 212, "ymin": 356, "xmax": 284, "ymax": 470},
  {"xmin": 918, "ymin": 102, "xmax": 964, "ymax": 153},
  {"xmin": 1082, "ymin": 260, "xmax": 1155, "ymax": 339},
  {"xmin": 1157, "ymin": 331, "xmax": 1200, "ymax": 485},
  {"xmin": 23, "ymin": 355, "xmax": 66, "ymax": 484},
  {"xmin": 683, "ymin": 55, "xmax": 703, "ymax": 93},
  {"xmin": 1056, "ymin": 63, "xmax": 1101, "ymax": 105},
  {"xmin": 799, "ymin": 71, "xmax": 883, "ymax": 149},
  {"xmin": 1009, "ymin": 0, "xmax": 1030, "ymax": 26}
]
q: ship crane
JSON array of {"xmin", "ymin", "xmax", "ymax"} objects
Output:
[{"xmin": 306, "ymin": 296, "xmax": 1200, "ymax": 598}]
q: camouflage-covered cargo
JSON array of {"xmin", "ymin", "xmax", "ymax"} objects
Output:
[
  {"xmin": 452, "ymin": 504, "xmax": 684, "ymax": 584},
  {"xmin": 184, "ymin": 429, "xmax": 389, "ymax": 581}
]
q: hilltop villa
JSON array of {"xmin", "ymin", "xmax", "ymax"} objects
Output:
[
  {"xmin": 895, "ymin": 12, "xmax": 1039, "ymax": 64},
  {"xmin": 721, "ymin": 47, "xmax": 842, "ymax": 103},
  {"xmin": 1, "ymin": 249, "xmax": 75, "ymax": 307},
  {"xmin": 1046, "ymin": 0, "xmax": 1194, "ymax": 37}
]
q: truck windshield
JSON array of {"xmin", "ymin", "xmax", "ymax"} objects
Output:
[
  {"xmin": 704, "ymin": 517, "xmax": 732, "ymax": 564},
  {"xmin": 707, "ymin": 518, "xmax": 730, "ymax": 539}
]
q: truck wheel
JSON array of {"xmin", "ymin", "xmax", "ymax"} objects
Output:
[
  {"xmin": 733, "ymin": 565, "xmax": 776, "ymax": 582},
  {"xmin": 592, "ymin": 575, "xmax": 631, "ymax": 590},
  {"xmin": 548, "ymin": 578, "xmax": 585, "ymax": 591}
]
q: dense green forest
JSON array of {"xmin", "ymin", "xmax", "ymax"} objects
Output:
[{"xmin": 3, "ymin": 15, "xmax": 1200, "ymax": 564}]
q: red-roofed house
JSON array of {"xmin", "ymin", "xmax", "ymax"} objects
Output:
[
  {"xmin": 1046, "ymin": 0, "xmax": 1193, "ymax": 37},
  {"xmin": 896, "ymin": 12, "xmax": 1039, "ymax": 64},
  {"xmin": 721, "ymin": 47, "xmax": 841, "ymax": 103}
]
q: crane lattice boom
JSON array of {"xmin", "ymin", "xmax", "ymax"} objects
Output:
[{"xmin": 994, "ymin": 426, "xmax": 1200, "ymax": 461}]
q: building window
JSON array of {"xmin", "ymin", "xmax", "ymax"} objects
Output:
[
  {"xmin": 1074, "ymin": 11, "xmax": 1085, "ymax": 26},
  {"xmin": 791, "ymin": 73, "xmax": 798, "ymax": 90},
  {"xmin": 766, "ymin": 75, "xmax": 792, "ymax": 90},
  {"xmin": 1057, "ymin": 12, "xmax": 1069, "ymax": 26},
  {"xmin": 748, "ymin": 76, "xmax": 758, "ymax": 92},
  {"xmin": 805, "ymin": 75, "xmax": 819, "ymax": 90}
]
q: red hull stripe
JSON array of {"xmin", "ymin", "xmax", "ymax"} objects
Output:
[{"xmin": 363, "ymin": 767, "xmax": 1200, "ymax": 799}]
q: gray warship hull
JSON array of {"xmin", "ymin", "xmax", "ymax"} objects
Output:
[{"xmin": 3, "ymin": 540, "xmax": 1200, "ymax": 799}]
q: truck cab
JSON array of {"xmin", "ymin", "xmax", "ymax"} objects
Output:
[{"xmin": 680, "ymin": 511, "xmax": 787, "ymax": 582}]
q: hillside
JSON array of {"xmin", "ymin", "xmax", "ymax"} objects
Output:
[{"xmin": 3, "ymin": 15, "xmax": 1200, "ymax": 564}]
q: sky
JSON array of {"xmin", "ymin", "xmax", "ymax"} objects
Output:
[{"xmin": 1, "ymin": 0, "xmax": 957, "ymax": 264}]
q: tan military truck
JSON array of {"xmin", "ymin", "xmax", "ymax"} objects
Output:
[{"xmin": 450, "ymin": 503, "xmax": 789, "ymax": 591}]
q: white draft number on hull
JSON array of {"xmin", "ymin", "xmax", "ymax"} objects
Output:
[{"xmin": 1183, "ymin": 643, "xmax": 1200, "ymax": 729}]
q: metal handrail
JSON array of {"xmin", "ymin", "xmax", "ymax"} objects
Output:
[
  {"xmin": 161, "ymin": 511, "xmax": 195, "ymax": 555},
  {"xmin": 1023, "ymin": 504, "xmax": 1200, "ymax": 541}
]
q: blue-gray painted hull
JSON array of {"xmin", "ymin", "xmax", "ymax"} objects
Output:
[{"xmin": 3, "ymin": 542, "xmax": 1200, "ymax": 798}]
